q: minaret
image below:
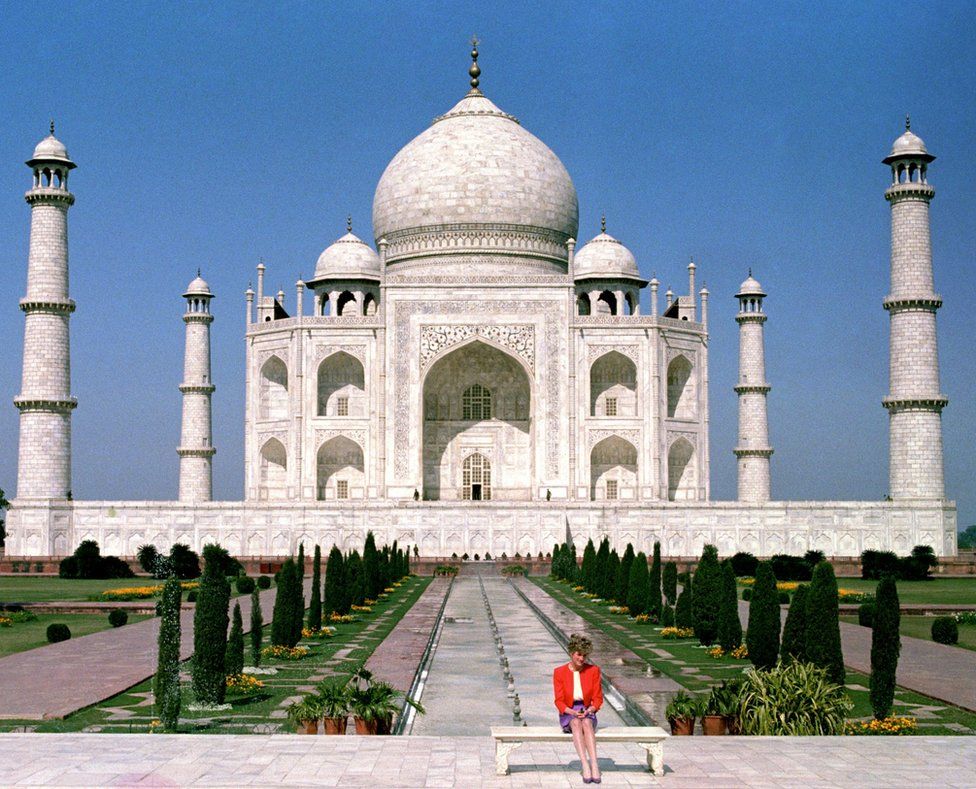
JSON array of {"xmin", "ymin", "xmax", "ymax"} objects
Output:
[
  {"xmin": 882, "ymin": 118, "xmax": 947, "ymax": 499},
  {"xmin": 178, "ymin": 271, "xmax": 216, "ymax": 501},
  {"xmin": 14, "ymin": 124, "xmax": 77, "ymax": 500},
  {"xmin": 733, "ymin": 272, "xmax": 773, "ymax": 502}
]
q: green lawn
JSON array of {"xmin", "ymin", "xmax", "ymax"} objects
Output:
[
  {"xmin": 534, "ymin": 576, "xmax": 976, "ymax": 735},
  {"xmin": 0, "ymin": 613, "xmax": 151, "ymax": 658},
  {"xmin": 0, "ymin": 577, "xmax": 156, "ymax": 603},
  {"xmin": 841, "ymin": 614, "xmax": 976, "ymax": 652},
  {"xmin": 832, "ymin": 577, "xmax": 976, "ymax": 605},
  {"xmin": 0, "ymin": 575, "xmax": 431, "ymax": 733}
]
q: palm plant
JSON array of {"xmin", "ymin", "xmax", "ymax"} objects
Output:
[{"xmin": 739, "ymin": 661, "xmax": 852, "ymax": 735}]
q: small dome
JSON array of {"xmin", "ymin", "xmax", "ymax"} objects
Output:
[
  {"xmin": 312, "ymin": 232, "xmax": 381, "ymax": 281},
  {"xmin": 573, "ymin": 231, "xmax": 641, "ymax": 281},
  {"xmin": 737, "ymin": 274, "xmax": 765, "ymax": 297},
  {"xmin": 27, "ymin": 132, "xmax": 75, "ymax": 168},
  {"xmin": 883, "ymin": 123, "xmax": 934, "ymax": 164},
  {"xmin": 184, "ymin": 273, "xmax": 212, "ymax": 297}
]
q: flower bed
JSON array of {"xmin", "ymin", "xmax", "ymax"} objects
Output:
[
  {"xmin": 261, "ymin": 645, "xmax": 310, "ymax": 661},
  {"xmin": 350, "ymin": 604, "xmax": 372, "ymax": 613},
  {"xmin": 845, "ymin": 716, "xmax": 917, "ymax": 735},
  {"xmin": 98, "ymin": 581, "xmax": 199, "ymax": 601},
  {"xmin": 301, "ymin": 626, "xmax": 336, "ymax": 639},
  {"xmin": 607, "ymin": 605, "xmax": 629, "ymax": 615},
  {"xmin": 226, "ymin": 673, "xmax": 265, "ymax": 696},
  {"xmin": 707, "ymin": 644, "xmax": 748, "ymax": 659},
  {"xmin": 329, "ymin": 613, "xmax": 356, "ymax": 624},
  {"xmin": 660, "ymin": 626, "xmax": 696, "ymax": 639}
]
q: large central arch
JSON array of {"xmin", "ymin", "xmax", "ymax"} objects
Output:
[{"xmin": 421, "ymin": 340, "xmax": 532, "ymax": 500}]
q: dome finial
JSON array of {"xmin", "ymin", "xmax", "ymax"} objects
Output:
[
  {"xmin": 905, "ymin": 114, "xmax": 911, "ymax": 131},
  {"xmin": 197, "ymin": 267, "xmax": 201, "ymax": 277},
  {"xmin": 49, "ymin": 119, "xmax": 55, "ymax": 136},
  {"xmin": 469, "ymin": 35, "xmax": 481, "ymax": 92},
  {"xmin": 347, "ymin": 215, "xmax": 352, "ymax": 233},
  {"xmin": 748, "ymin": 267, "xmax": 752, "ymax": 277},
  {"xmin": 600, "ymin": 213, "xmax": 606, "ymax": 234}
]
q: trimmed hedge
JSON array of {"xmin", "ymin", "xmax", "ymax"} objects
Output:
[
  {"xmin": 257, "ymin": 575, "xmax": 271, "ymax": 589},
  {"xmin": 730, "ymin": 551, "xmax": 759, "ymax": 577},
  {"xmin": 932, "ymin": 616, "xmax": 959, "ymax": 645},
  {"xmin": 870, "ymin": 576, "xmax": 900, "ymax": 719},
  {"xmin": 858, "ymin": 601, "xmax": 876, "ymax": 628},
  {"xmin": 746, "ymin": 561, "xmax": 781, "ymax": 670},
  {"xmin": 47, "ymin": 623, "xmax": 71, "ymax": 642},
  {"xmin": 108, "ymin": 609, "xmax": 128, "ymax": 628},
  {"xmin": 235, "ymin": 576, "xmax": 256, "ymax": 595}
]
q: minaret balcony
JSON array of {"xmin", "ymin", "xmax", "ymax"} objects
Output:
[
  {"xmin": 882, "ymin": 396, "xmax": 948, "ymax": 414},
  {"xmin": 884, "ymin": 182, "xmax": 935, "ymax": 202},
  {"xmin": 24, "ymin": 188, "xmax": 74, "ymax": 206},
  {"xmin": 19, "ymin": 298, "xmax": 75, "ymax": 314},
  {"xmin": 13, "ymin": 396, "xmax": 77, "ymax": 413},
  {"xmin": 882, "ymin": 295, "xmax": 942, "ymax": 313}
]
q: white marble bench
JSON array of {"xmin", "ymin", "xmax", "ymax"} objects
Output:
[{"xmin": 490, "ymin": 725, "xmax": 668, "ymax": 776}]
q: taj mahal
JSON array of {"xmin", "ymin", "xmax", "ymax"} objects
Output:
[{"xmin": 5, "ymin": 47, "xmax": 957, "ymax": 558}]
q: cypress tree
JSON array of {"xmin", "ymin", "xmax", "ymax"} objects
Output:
[
  {"xmin": 324, "ymin": 545, "xmax": 344, "ymax": 616},
  {"xmin": 594, "ymin": 538, "xmax": 610, "ymax": 597},
  {"xmin": 346, "ymin": 550, "xmax": 365, "ymax": 607},
  {"xmin": 647, "ymin": 541, "xmax": 662, "ymax": 617},
  {"xmin": 870, "ymin": 575, "xmax": 901, "ymax": 720},
  {"xmin": 308, "ymin": 545, "xmax": 322, "ymax": 631},
  {"xmin": 154, "ymin": 575, "xmax": 182, "ymax": 730},
  {"xmin": 550, "ymin": 544, "xmax": 562, "ymax": 578},
  {"xmin": 627, "ymin": 551, "xmax": 649, "ymax": 617},
  {"xmin": 663, "ymin": 561, "xmax": 678, "ymax": 606},
  {"xmin": 606, "ymin": 550, "xmax": 620, "ymax": 602},
  {"xmin": 746, "ymin": 561, "xmax": 780, "ymax": 669},
  {"xmin": 568, "ymin": 542, "xmax": 579, "ymax": 582},
  {"xmin": 363, "ymin": 532, "xmax": 380, "ymax": 600},
  {"xmin": 581, "ymin": 539, "xmax": 596, "ymax": 591},
  {"xmin": 674, "ymin": 574, "xmax": 693, "ymax": 628},
  {"xmin": 249, "ymin": 588, "xmax": 263, "ymax": 667},
  {"xmin": 225, "ymin": 602, "xmax": 244, "ymax": 676},
  {"xmin": 780, "ymin": 584, "xmax": 809, "ymax": 663},
  {"xmin": 290, "ymin": 557, "xmax": 305, "ymax": 646},
  {"xmin": 691, "ymin": 544, "xmax": 722, "ymax": 645},
  {"xmin": 192, "ymin": 545, "xmax": 231, "ymax": 704},
  {"xmin": 805, "ymin": 561, "xmax": 846, "ymax": 686},
  {"xmin": 617, "ymin": 543, "xmax": 635, "ymax": 605},
  {"xmin": 404, "ymin": 546, "xmax": 411, "ymax": 576},
  {"xmin": 716, "ymin": 561, "xmax": 743, "ymax": 652},
  {"xmin": 271, "ymin": 557, "xmax": 297, "ymax": 647}
]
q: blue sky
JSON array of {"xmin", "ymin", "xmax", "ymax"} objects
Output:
[{"xmin": 0, "ymin": 2, "xmax": 973, "ymax": 530}]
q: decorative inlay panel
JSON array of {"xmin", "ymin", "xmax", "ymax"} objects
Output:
[
  {"xmin": 588, "ymin": 429, "xmax": 640, "ymax": 449},
  {"xmin": 666, "ymin": 430, "xmax": 697, "ymax": 448},
  {"xmin": 314, "ymin": 429, "xmax": 367, "ymax": 449},
  {"xmin": 587, "ymin": 345, "xmax": 639, "ymax": 365},
  {"xmin": 419, "ymin": 324, "xmax": 534, "ymax": 371},
  {"xmin": 314, "ymin": 344, "xmax": 366, "ymax": 365}
]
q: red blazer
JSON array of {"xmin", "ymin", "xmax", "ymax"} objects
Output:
[{"xmin": 553, "ymin": 663, "xmax": 603, "ymax": 713}]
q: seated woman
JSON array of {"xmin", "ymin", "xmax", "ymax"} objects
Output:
[{"xmin": 553, "ymin": 633, "xmax": 603, "ymax": 783}]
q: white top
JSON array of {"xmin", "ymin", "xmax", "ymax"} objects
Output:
[{"xmin": 571, "ymin": 665, "xmax": 583, "ymax": 701}]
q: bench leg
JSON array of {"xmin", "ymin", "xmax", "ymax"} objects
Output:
[
  {"xmin": 641, "ymin": 742, "xmax": 664, "ymax": 775},
  {"xmin": 495, "ymin": 741, "xmax": 523, "ymax": 776}
]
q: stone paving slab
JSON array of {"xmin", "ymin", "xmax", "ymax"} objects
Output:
[
  {"xmin": 0, "ymin": 580, "xmax": 311, "ymax": 720},
  {"xmin": 364, "ymin": 577, "xmax": 451, "ymax": 692},
  {"xmin": 0, "ymin": 733, "xmax": 973, "ymax": 786}
]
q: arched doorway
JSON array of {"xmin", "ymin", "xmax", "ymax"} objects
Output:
[
  {"xmin": 259, "ymin": 438, "xmax": 287, "ymax": 499},
  {"xmin": 668, "ymin": 438, "xmax": 696, "ymax": 501},
  {"xmin": 316, "ymin": 436, "xmax": 364, "ymax": 500},
  {"xmin": 590, "ymin": 351, "xmax": 637, "ymax": 417},
  {"xmin": 421, "ymin": 340, "xmax": 531, "ymax": 500},
  {"xmin": 462, "ymin": 452, "xmax": 491, "ymax": 500},
  {"xmin": 590, "ymin": 435, "xmax": 638, "ymax": 500}
]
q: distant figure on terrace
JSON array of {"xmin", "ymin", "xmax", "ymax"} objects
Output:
[{"xmin": 553, "ymin": 633, "xmax": 604, "ymax": 783}]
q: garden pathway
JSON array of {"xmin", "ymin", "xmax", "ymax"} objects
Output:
[
  {"xmin": 0, "ymin": 732, "xmax": 973, "ymax": 786},
  {"xmin": 736, "ymin": 596, "xmax": 976, "ymax": 712},
  {"xmin": 0, "ymin": 580, "xmax": 309, "ymax": 720},
  {"xmin": 410, "ymin": 565, "xmax": 626, "ymax": 735}
]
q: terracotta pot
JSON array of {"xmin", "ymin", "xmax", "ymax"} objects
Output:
[
  {"xmin": 323, "ymin": 716, "xmax": 348, "ymax": 735},
  {"xmin": 296, "ymin": 719, "xmax": 318, "ymax": 735},
  {"xmin": 701, "ymin": 714, "xmax": 727, "ymax": 735},
  {"xmin": 668, "ymin": 717, "xmax": 695, "ymax": 735},
  {"xmin": 726, "ymin": 715, "xmax": 742, "ymax": 735},
  {"xmin": 354, "ymin": 716, "xmax": 379, "ymax": 735}
]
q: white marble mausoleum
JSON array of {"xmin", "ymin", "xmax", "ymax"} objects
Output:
[{"xmin": 6, "ymin": 50, "xmax": 957, "ymax": 558}]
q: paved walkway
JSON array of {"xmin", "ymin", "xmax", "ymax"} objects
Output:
[
  {"xmin": 736, "ymin": 596, "xmax": 976, "ymax": 712},
  {"xmin": 411, "ymin": 566, "xmax": 625, "ymax": 735},
  {"xmin": 0, "ymin": 582, "xmax": 306, "ymax": 720},
  {"xmin": 0, "ymin": 732, "xmax": 972, "ymax": 786}
]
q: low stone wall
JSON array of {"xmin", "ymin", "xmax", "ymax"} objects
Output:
[{"xmin": 5, "ymin": 498, "xmax": 959, "ymax": 560}]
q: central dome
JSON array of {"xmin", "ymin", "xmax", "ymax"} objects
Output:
[{"xmin": 372, "ymin": 90, "xmax": 579, "ymax": 272}]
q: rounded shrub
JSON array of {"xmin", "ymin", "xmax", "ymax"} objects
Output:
[
  {"xmin": 108, "ymin": 609, "xmax": 128, "ymax": 628},
  {"xmin": 236, "ymin": 576, "xmax": 256, "ymax": 595},
  {"xmin": 858, "ymin": 601, "xmax": 876, "ymax": 628},
  {"xmin": 257, "ymin": 575, "xmax": 272, "ymax": 589},
  {"xmin": 187, "ymin": 590, "xmax": 198, "ymax": 602},
  {"xmin": 742, "ymin": 588, "xmax": 752, "ymax": 601},
  {"xmin": 730, "ymin": 552, "xmax": 759, "ymax": 578},
  {"xmin": 931, "ymin": 616, "xmax": 958, "ymax": 645},
  {"xmin": 778, "ymin": 591, "xmax": 791, "ymax": 604},
  {"xmin": 47, "ymin": 623, "xmax": 71, "ymax": 643}
]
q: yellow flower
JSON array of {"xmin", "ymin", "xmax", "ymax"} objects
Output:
[
  {"xmin": 707, "ymin": 646, "xmax": 725, "ymax": 658},
  {"xmin": 660, "ymin": 627, "xmax": 696, "ymax": 639}
]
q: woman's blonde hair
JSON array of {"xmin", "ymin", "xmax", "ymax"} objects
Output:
[{"xmin": 567, "ymin": 633, "xmax": 592, "ymax": 656}]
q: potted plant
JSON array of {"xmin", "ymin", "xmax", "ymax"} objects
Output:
[
  {"xmin": 665, "ymin": 690, "xmax": 700, "ymax": 736},
  {"xmin": 702, "ymin": 685, "xmax": 730, "ymax": 735},
  {"xmin": 349, "ymin": 666, "xmax": 425, "ymax": 735},
  {"xmin": 287, "ymin": 694, "xmax": 323, "ymax": 735},
  {"xmin": 717, "ymin": 678, "xmax": 744, "ymax": 734},
  {"xmin": 317, "ymin": 679, "xmax": 351, "ymax": 735}
]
